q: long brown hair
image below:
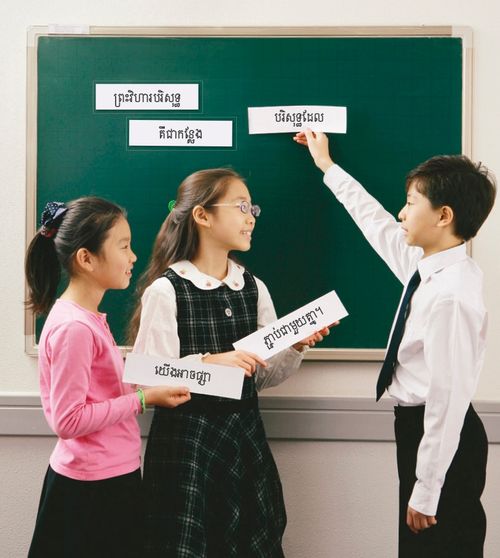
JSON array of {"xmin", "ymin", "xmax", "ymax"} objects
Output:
[{"xmin": 128, "ymin": 168, "xmax": 243, "ymax": 343}]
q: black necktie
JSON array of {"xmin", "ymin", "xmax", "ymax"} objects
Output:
[{"xmin": 376, "ymin": 270, "xmax": 421, "ymax": 401}]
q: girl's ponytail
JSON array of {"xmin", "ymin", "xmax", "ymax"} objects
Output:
[
  {"xmin": 25, "ymin": 233, "xmax": 61, "ymax": 315},
  {"xmin": 25, "ymin": 202, "xmax": 68, "ymax": 315}
]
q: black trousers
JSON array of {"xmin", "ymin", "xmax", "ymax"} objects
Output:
[
  {"xmin": 28, "ymin": 465, "xmax": 142, "ymax": 558},
  {"xmin": 395, "ymin": 404, "xmax": 488, "ymax": 558}
]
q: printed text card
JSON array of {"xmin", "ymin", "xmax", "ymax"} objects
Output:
[
  {"xmin": 123, "ymin": 353, "xmax": 245, "ymax": 399},
  {"xmin": 248, "ymin": 105, "xmax": 347, "ymax": 134},
  {"xmin": 233, "ymin": 290, "xmax": 348, "ymax": 359},
  {"xmin": 96, "ymin": 84, "xmax": 199, "ymax": 110},
  {"xmin": 129, "ymin": 120, "xmax": 233, "ymax": 147}
]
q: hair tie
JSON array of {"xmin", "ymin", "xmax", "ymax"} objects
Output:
[
  {"xmin": 168, "ymin": 200, "xmax": 176, "ymax": 212},
  {"xmin": 40, "ymin": 201, "xmax": 68, "ymax": 238}
]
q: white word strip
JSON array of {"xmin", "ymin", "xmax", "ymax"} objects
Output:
[
  {"xmin": 129, "ymin": 120, "xmax": 233, "ymax": 147},
  {"xmin": 233, "ymin": 290, "xmax": 348, "ymax": 359},
  {"xmin": 95, "ymin": 84, "xmax": 199, "ymax": 110},
  {"xmin": 123, "ymin": 353, "xmax": 245, "ymax": 399},
  {"xmin": 248, "ymin": 105, "xmax": 347, "ymax": 134}
]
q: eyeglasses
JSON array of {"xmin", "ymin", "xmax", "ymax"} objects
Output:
[{"xmin": 207, "ymin": 200, "xmax": 261, "ymax": 218}]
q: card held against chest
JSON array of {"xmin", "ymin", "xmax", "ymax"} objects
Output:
[
  {"xmin": 233, "ymin": 290, "xmax": 348, "ymax": 359},
  {"xmin": 123, "ymin": 353, "xmax": 246, "ymax": 399}
]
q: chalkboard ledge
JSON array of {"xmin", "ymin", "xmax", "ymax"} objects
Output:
[{"xmin": 1, "ymin": 394, "xmax": 500, "ymax": 442}]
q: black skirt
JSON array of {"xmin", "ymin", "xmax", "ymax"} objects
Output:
[
  {"xmin": 28, "ymin": 465, "xmax": 142, "ymax": 558},
  {"xmin": 143, "ymin": 402, "xmax": 286, "ymax": 558}
]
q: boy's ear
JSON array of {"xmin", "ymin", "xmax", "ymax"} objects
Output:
[
  {"xmin": 192, "ymin": 205, "xmax": 211, "ymax": 228},
  {"xmin": 438, "ymin": 205, "xmax": 454, "ymax": 228}
]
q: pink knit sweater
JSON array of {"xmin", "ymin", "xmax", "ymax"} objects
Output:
[{"xmin": 38, "ymin": 299, "xmax": 141, "ymax": 481}]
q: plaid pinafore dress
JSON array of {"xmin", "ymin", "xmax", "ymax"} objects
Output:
[{"xmin": 143, "ymin": 268, "xmax": 286, "ymax": 558}]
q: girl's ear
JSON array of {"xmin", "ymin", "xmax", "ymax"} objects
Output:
[
  {"xmin": 73, "ymin": 247, "xmax": 96, "ymax": 272},
  {"xmin": 192, "ymin": 205, "xmax": 211, "ymax": 229}
]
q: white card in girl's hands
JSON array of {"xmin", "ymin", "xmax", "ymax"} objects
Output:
[
  {"xmin": 233, "ymin": 290, "xmax": 348, "ymax": 359},
  {"xmin": 123, "ymin": 353, "xmax": 245, "ymax": 399}
]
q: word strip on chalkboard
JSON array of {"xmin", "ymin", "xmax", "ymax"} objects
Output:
[
  {"xmin": 95, "ymin": 83, "xmax": 199, "ymax": 110},
  {"xmin": 128, "ymin": 120, "xmax": 233, "ymax": 147},
  {"xmin": 248, "ymin": 105, "xmax": 347, "ymax": 134}
]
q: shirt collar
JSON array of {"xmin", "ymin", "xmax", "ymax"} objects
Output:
[
  {"xmin": 417, "ymin": 243, "xmax": 468, "ymax": 283},
  {"xmin": 169, "ymin": 259, "xmax": 246, "ymax": 290}
]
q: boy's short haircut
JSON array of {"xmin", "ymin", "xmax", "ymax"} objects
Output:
[{"xmin": 406, "ymin": 155, "xmax": 496, "ymax": 241}]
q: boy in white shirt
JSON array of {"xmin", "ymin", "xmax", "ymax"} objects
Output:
[{"xmin": 294, "ymin": 129, "xmax": 496, "ymax": 558}]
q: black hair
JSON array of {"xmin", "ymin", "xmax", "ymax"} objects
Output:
[
  {"xmin": 406, "ymin": 155, "xmax": 496, "ymax": 241},
  {"xmin": 25, "ymin": 196, "xmax": 125, "ymax": 315}
]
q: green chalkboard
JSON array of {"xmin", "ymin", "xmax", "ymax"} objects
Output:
[{"xmin": 33, "ymin": 30, "xmax": 463, "ymax": 355}]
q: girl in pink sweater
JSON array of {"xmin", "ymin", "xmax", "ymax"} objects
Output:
[{"xmin": 25, "ymin": 197, "xmax": 191, "ymax": 558}]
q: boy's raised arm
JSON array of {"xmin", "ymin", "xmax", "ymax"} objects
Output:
[
  {"xmin": 294, "ymin": 129, "xmax": 422, "ymax": 284},
  {"xmin": 294, "ymin": 129, "xmax": 334, "ymax": 173}
]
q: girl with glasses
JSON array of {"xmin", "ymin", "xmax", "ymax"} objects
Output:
[{"xmin": 129, "ymin": 168, "xmax": 329, "ymax": 557}]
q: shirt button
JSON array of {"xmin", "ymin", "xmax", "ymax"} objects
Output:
[
  {"xmin": 225, "ymin": 308, "xmax": 232, "ymax": 317},
  {"xmin": 180, "ymin": 269, "xmax": 186, "ymax": 275},
  {"xmin": 233, "ymin": 281, "xmax": 239, "ymax": 287},
  {"xmin": 206, "ymin": 281, "xmax": 212, "ymax": 287}
]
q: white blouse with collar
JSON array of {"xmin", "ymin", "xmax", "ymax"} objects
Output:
[{"xmin": 133, "ymin": 259, "xmax": 304, "ymax": 391}]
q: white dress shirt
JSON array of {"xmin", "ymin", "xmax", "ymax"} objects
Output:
[
  {"xmin": 324, "ymin": 164, "xmax": 488, "ymax": 516},
  {"xmin": 133, "ymin": 258, "xmax": 305, "ymax": 392}
]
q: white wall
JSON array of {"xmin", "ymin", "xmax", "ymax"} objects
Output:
[{"xmin": 2, "ymin": 0, "xmax": 500, "ymax": 556}]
